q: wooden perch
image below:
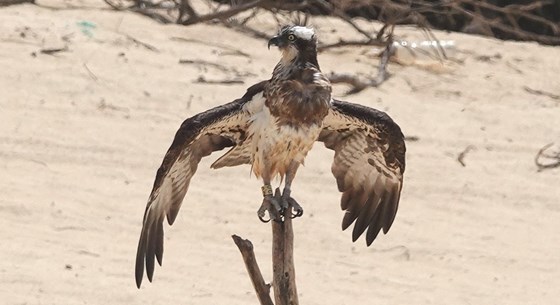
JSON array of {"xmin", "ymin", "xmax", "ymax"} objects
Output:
[
  {"xmin": 233, "ymin": 189, "xmax": 299, "ymax": 305},
  {"xmin": 271, "ymin": 205, "xmax": 298, "ymax": 305}
]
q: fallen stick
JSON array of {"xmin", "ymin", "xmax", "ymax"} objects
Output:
[
  {"xmin": 457, "ymin": 145, "xmax": 475, "ymax": 167},
  {"xmin": 194, "ymin": 76, "xmax": 244, "ymax": 84},
  {"xmin": 40, "ymin": 46, "xmax": 68, "ymax": 55},
  {"xmin": 125, "ymin": 34, "xmax": 159, "ymax": 52},
  {"xmin": 524, "ymin": 86, "xmax": 560, "ymax": 101}
]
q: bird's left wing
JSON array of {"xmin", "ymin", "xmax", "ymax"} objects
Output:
[
  {"xmin": 318, "ymin": 99, "xmax": 406, "ymax": 246},
  {"xmin": 135, "ymin": 81, "xmax": 266, "ymax": 288}
]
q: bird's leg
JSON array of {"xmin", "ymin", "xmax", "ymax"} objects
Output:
[
  {"xmin": 257, "ymin": 176, "xmax": 284, "ymax": 223},
  {"xmin": 282, "ymin": 161, "xmax": 303, "ymax": 218}
]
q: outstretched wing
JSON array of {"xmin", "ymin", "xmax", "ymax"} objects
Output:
[
  {"xmin": 135, "ymin": 81, "xmax": 266, "ymax": 288},
  {"xmin": 318, "ymin": 99, "xmax": 406, "ymax": 246}
]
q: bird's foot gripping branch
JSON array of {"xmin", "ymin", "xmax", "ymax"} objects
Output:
[{"xmin": 257, "ymin": 187, "xmax": 303, "ymax": 223}]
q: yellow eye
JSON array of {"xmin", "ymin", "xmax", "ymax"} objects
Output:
[{"xmin": 287, "ymin": 34, "xmax": 296, "ymax": 41}]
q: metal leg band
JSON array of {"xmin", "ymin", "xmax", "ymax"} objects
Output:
[{"xmin": 261, "ymin": 184, "xmax": 273, "ymax": 197}]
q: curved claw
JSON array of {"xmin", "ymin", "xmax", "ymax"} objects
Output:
[
  {"xmin": 291, "ymin": 208, "xmax": 303, "ymax": 219},
  {"xmin": 258, "ymin": 214, "xmax": 271, "ymax": 223},
  {"xmin": 285, "ymin": 197, "xmax": 303, "ymax": 219},
  {"xmin": 257, "ymin": 193, "xmax": 284, "ymax": 223}
]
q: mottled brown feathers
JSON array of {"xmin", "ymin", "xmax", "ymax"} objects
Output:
[
  {"xmin": 319, "ymin": 99, "xmax": 406, "ymax": 246},
  {"xmin": 330, "ymin": 99, "xmax": 406, "ymax": 172},
  {"xmin": 135, "ymin": 81, "xmax": 266, "ymax": 288},
  {"xmin": 265, "ymin": 78, "xmax": 330, "ymax": 126}
]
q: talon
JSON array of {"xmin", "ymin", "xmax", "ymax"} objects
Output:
[
  {"xmin": 284, "ymin": 196, "xmax": 304, "ymax": 219},
  {"xmin": 291, "ymin": 208, "xmax": 303, "ymax": 219},
  {"xmin": 258, "ymin": 214, "xmax": 271, "ymax": 223},
  {"xmin": 257, "ymin": 194, "xmax": 284, "ymax": 223}
]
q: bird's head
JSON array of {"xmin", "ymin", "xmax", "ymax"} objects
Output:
[{"xmin": 268, "ymin": 25, "xmax": 317, "ymax": 62}]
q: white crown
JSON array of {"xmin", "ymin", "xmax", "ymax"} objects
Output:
[{"xmin": 291, "ymin": 26, "xmax": 315, "ymax": 40}]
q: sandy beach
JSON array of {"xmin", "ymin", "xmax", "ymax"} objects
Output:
[{"xmin": 1, "ymin": 1, "xmax": 560, "ymax": 304}]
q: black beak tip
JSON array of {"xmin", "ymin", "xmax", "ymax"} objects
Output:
[{"xmin": 268, "ymin": 36, "xmax": 280, "ymax": 50}]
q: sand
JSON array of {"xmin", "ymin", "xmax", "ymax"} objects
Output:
[{"xmin": 1, "ymin": 1, "xmax": 559, "ymax": 304}]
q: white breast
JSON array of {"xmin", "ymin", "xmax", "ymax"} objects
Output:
[{"xmin": 247, "ymin": 102, "xmax": 321, "ymax": 179}]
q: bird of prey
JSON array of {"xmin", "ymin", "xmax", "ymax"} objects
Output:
[{"xmin": 135, "ymin": 25, "xmax": 406, "ymax": 288}]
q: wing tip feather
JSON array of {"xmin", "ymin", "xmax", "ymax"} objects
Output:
[{"xmin": 135, "ymin": 233, "xmax": 146, "ymax": 288}]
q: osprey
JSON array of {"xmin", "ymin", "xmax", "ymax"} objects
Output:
[{"xmin": 135, "ymin": 25, "xmax": 406, "ymax": 287}]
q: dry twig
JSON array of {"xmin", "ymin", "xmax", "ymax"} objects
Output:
[
  {"xmin": 39, "ymin": 46, "xmax": 68, "ymax": 55},
  {"xmin": 125, "ymin": 34, "xmax": 159, "ymax": 52},
  {"xmin": 524, "ymin": 86, "xmax": 560, "ymax": 101},
  {"xmin": 318, "ymin": 39, "xmax": 385, "ymax": 52},
  {"xmin": 194, "ymin": 76, "xmax": 244, "ymax": 84},
  {"xmin": 535, "ymin": 143, "xmax": 560, "ymax": 172},
  {"xmin": 83, "ymin": 63, "xmax": 98, "ymax": 82},
  {"xmin": 179, "ymin": 0, "xmax": 264, "ymax": 25},
  {"xmin": 457, "ymin": 145, "xmax": 476, "ymax": 167},
  {"xmin": 179, "ymin": 59, "xmax": 232, "ymax": 72},
  {"xmin": 327, "ymin": 26, "xmax": 394, "ymax": 94}
]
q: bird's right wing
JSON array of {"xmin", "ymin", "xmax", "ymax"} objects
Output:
[{"xmin": 135, "ymin": 81, "xmax": 267, "ymax": 288}]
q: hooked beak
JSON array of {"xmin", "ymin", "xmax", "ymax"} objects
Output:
[{"xmin": 268, "ymin": 36, "xmax": 281, "ymax": 50}]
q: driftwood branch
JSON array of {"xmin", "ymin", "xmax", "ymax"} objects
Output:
[
  {"xmin": 179, "ymin": 0, "xmax": 264, "ymax": 25},
  {"xmin": 177, "ymin": 0, "xmax": 198, "ymax": 23},
  {"xmin": 232, "ymin": 235, "xmax": 274, "ymax": 305},
  {"xmin": 318, "ymin": 39, "xmax": 385, "ymax": 52},
  {"xmin": 102, "ymin": 0, "xmax": 560, "ymax": 46},
  {"xmin": 328, "ymin": 27, "xmax": 394, "ymax": 94},
  {"xmin": 103, "ymin": 0, "xmax": 174, "ymax": 23},
  {"xmin": 0, "ymin": 0, "xmax": 33, "ymax": 6}
]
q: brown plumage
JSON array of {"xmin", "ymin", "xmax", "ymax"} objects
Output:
[{"xmin": 135, "ymin": 25, "xmax": 406, "ymax": 288}]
